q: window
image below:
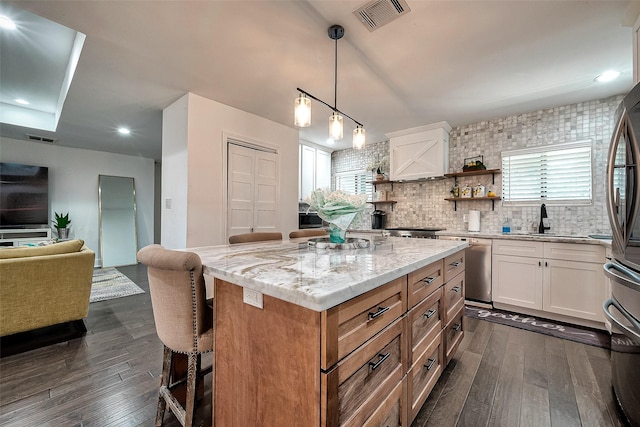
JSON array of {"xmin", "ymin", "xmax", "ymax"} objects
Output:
[
  {"xmin": 501, "ymin": 141, "xmax": 592, "ymax": 205},
  {"xmin": 335, "ymin": 170, "xmax": 374, "ymax": 200}
]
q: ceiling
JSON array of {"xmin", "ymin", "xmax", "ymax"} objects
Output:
[{"xmin": 0, "ymin": 1, "xmax": 637, "ymax": 161}]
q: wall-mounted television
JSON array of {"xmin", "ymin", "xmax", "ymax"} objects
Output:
[{"xmin": 0, "ymin": 162, "xmax": 49, "ymax": 228}]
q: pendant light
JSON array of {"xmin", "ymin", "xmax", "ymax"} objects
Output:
[
  {"xmin": 353, "ymin": 125, "xmax": 365, "ymax": 149},
  {"xmin": 294, "ymin": 93, "xmax": 311, "ymax": 127},
  {"xmin": 294, "ymin": 25, "xmax": 365, "ymax": 149}
]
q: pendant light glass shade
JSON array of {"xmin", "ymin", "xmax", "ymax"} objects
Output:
[
  {"xmin": 294, "ymin": 94, "xmax": 311, "ymax": 127},
  {"xmin": 353, "ymin": 125, "xmax": 366, "ymax": 149},
  {"xmin": 329, "ymin": 112, "xmax": 343, "ymax": 140}
]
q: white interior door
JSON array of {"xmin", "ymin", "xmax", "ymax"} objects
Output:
[{"xmin": 227, "ymin": 142, "xmax": 278, "ymax": 238}]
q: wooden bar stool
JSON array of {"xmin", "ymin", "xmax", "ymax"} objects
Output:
[
  {"xmin": 228, "ymin": 231, "xmax": 282, "ymax": 244},
  {"xmin": 288, "ymin": 229, "xmax": 328, "ymax": 239},
  {"xmin": 137, "ymin": 244, "xmax": 214, "ymax": 427}
]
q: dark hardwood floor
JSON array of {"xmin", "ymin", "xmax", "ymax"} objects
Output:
[{"xmin": 0, "ymin": 264, "xmax": 628, "ymax": 426}]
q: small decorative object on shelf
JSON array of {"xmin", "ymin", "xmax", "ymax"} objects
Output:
[
  {"xmin": 366, "ymin": 154, "xmax": 389, "ymax": 181},
  {"xmin": 473, "ymin": 184, "xmax": 485, "ymax": 197},
  {"xmin": 450, "ymin": 184, "xmax": 459, "ymax": 198},
  {"xmin": 306, "ymin": 189, "xmax": 367, "ymax": 243},
  {"xmin": 460, "ymin": 185, "xmax": 472, "ymax": 198},
  {"xmin": 52, "ymin": 212, "xmax": 71, "ymax": 240},
  {"xmin": 462, "ymin": 155, "xmax": 487, "ymax": 172}
]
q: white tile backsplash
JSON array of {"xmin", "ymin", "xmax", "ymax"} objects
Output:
[{"xmin": 332, "ymin": 94, "xmax": 624, "ymax": 235}]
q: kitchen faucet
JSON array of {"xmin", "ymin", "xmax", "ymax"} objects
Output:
[{"xmin": 538, "ymin": 203, "xmax": 550, "ymax": 234}]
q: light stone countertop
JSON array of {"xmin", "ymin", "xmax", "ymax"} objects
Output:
[
  {"xmin": 188, "ymin": 237, "xmax": 468, "ymax": 312},
  {"xmin": 436, "ymin": 230, "xmax": 611, "ymax": 246}
]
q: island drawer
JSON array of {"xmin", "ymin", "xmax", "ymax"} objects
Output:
[
  {"xmin": 322, "ymin": 317, "xmax": 406, "ymax": 427},
  {"xmin": 407, "ymin": 331, "xmax": 443, "ymax": 425},
  {"xmin": 407, "ymin": 259, "xmax": 444, "ymax": 309},
  {"xmin": 360, "ymin": 377, "xmax": 406, "ymax": 427},
  {"xmin": 322, "ymin": 276, "xmax": 407, "ymax": 370},
  {"xmin": 443, "ymin": 270, "xmax": 465, "ymax": 325},
  {"xmin": 407, "ymin": 287, "xmax": 442, "ymax": 367},
  {"xmin": 444, "ymin": 250, "xmax": 465, "ymax": 282},
  {"xmin": 444, "ymin": 307, "xmax": 464, "ymax": 366}
]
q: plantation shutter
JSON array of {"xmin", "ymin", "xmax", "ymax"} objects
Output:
[
  {"xmin": 502, "ymin": 141, "xmax": 592, "ymax": 205},
  {"xmin": 335, "ymin": 170, "xmax": 374, "ymax": 200}
]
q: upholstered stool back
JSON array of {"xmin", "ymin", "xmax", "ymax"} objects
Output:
[
  {"xmin": 137, "ymin": 244, "xmax": 212, "ymax": 353},
  {"xmin": 228, "ymin": 232, "xmax": 282, "ymax": 244}
]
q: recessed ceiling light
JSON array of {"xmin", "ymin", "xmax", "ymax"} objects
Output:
[
  {"xmin": 0, "ymin": 15, "xmax": 16, "ymax": 30},
  {"xmin": 595, "ymin": 70, "xmax": 621, "ymax": 83},
  {"xmin": 117, "ymin": 127, "xmax": 131, "ymax": 135},
  {"xmin": 14, "ymin": 98, "xmax": 29, "ymax": 105}
]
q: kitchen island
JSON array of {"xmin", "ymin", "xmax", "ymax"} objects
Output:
[{"xmin": 190, "ymin": 236, "xmax": 468, "ymax": 426}]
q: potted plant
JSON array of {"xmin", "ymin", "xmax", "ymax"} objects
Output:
[{"xmin": 52, "ymin": 212, "xmax": 71, "ymax": 240}]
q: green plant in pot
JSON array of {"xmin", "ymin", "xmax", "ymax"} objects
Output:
[{"xmin": 53, "ymin": 212, "xmax": 71, "ymax": 240}]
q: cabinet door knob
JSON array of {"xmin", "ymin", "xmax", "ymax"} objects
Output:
[
  {"xmin": 452, "ymin": 286, "xmax": 461, "ymax": 293},
  {"xmin": 368, "ymin": 306, "xmax": 390, "ymax": 320},
  {"xmin": 453, "ymin": 323, "xmax": 462, "ymax": 331},
  {"xmin": 369, "ymin": 352, "xmax": 390, "ymax": 371},
  {"xmin": 450, "ymin": 261, "xmax": 462, "ymax": 267}
]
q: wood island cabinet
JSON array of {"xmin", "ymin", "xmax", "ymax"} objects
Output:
[{"xmin": 212, "ymin": 249, "xmax": 466, "ymax": 426}]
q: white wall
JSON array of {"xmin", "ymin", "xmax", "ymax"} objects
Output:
[
  {"xmin": 161, "ymin": 95, "xmax": 189, "ymax": 249},
  {"xmin": 0, "ymin": 137, "xmax": 155, "ymax": 266},
  {"xmin": 162, "ymin": 92, "xmax": 299, "ymax": 248}
]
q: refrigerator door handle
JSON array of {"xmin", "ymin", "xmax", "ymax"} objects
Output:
[
  {"xmin": 603, "ymin": 298, "xmax": 640, "ymax": 340},
  {"xmin": 606, "ymin": 112, "xmax": 627, "ymax": 248},
  {"xmin": 604, "ymin": 261, "xmax": 640, "ymax": 290}
]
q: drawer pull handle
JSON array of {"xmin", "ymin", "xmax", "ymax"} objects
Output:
[
  {"xmin": 450, "ymin": 261, "xmax": 462, "ymax": 267},
  {"xmin": 453, "ymin": 323, "xmax": 462, "ymax": 332},
  {"xmin": 452, "ymin": 286, "xmax": 461, "ymax": 293},
  {"xmin": 424, "ymin": 309, "xmax": 437, "ymax": 318},
  {"xmin": 368, "ymin": 306, "xmax": 390, "ymax": 320},
  {"xmin": 369, "ymin": 352, "xmax": 390, "ymax": 371},
  {"xmin": 424, "ymin": 358, "xmax": 437, "ymax": 371},
  {"xmin": 422, "ymin": 276, "xmax": 436, "ymax": 284}
]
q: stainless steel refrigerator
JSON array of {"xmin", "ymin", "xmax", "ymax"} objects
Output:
[{"xmin": 604, "ymin": 81, "xmax": 640, "ymax": 426}]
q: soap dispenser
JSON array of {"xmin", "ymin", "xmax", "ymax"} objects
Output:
[{"xmin": 502, "ymin": 217, "xmax": 511, "ymax": 234}]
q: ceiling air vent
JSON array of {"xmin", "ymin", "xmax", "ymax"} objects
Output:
[
  {"xmin": 26, "ymin": 134, "xmax": 57, "ymax": 144},
  {"xmin": 353, "ymin": 0, "xmax": 411, "ymax": 31}
]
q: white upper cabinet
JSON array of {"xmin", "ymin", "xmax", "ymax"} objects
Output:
[
  {"xmin": 299, "ymin": 143, "xmax": 331, "ymax": 201},
  {"xmin": 387, "ymin": 122, "xmax": 452, "ymax": 181}
]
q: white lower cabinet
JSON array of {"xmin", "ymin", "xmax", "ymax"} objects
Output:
[{"xmin": 492, "ymin": 240, "xmax": 606, "ymax": 323}]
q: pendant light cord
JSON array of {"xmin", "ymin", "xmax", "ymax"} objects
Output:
[{"xmin": 333, "ymin": 37, "xmax": 338, "ymax": 112}]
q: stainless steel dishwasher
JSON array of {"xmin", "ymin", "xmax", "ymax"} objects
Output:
[{"xmin": 439, "ymin": 236, "xmax": 492, "ymax": 304}]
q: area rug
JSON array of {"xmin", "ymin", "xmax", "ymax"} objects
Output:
[
  {"xmin": 464, "ymin": 305, "xmax": 611, "ymax": 349},
  {"xmin": 90, "ymin": 268, "xmax": 145, "ymax": 302}
]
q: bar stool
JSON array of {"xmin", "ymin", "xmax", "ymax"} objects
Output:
[
  {"xmin": 228, "ymin": 231, "xmax": 282, "ymax": 244},
  {"xmin": 137, "ymin": 244, "xmax": 213, "ymax": 427},
  {"xmin": 288, "ymin": 229, "xmax": 328, "ymax": 239}
]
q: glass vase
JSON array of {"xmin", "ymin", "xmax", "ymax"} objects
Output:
[{"xmin": 328, "ymin": 223, "xmax": 347, "ymax": 244}]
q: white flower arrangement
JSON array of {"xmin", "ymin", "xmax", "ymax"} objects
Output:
[
  {"xmin": 366, "ymin": 155, "xmax": 389, "ymax": 175},
  {"xmin": 306, "ymin": 188, "xmax": 368, "ymax": 229}
]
